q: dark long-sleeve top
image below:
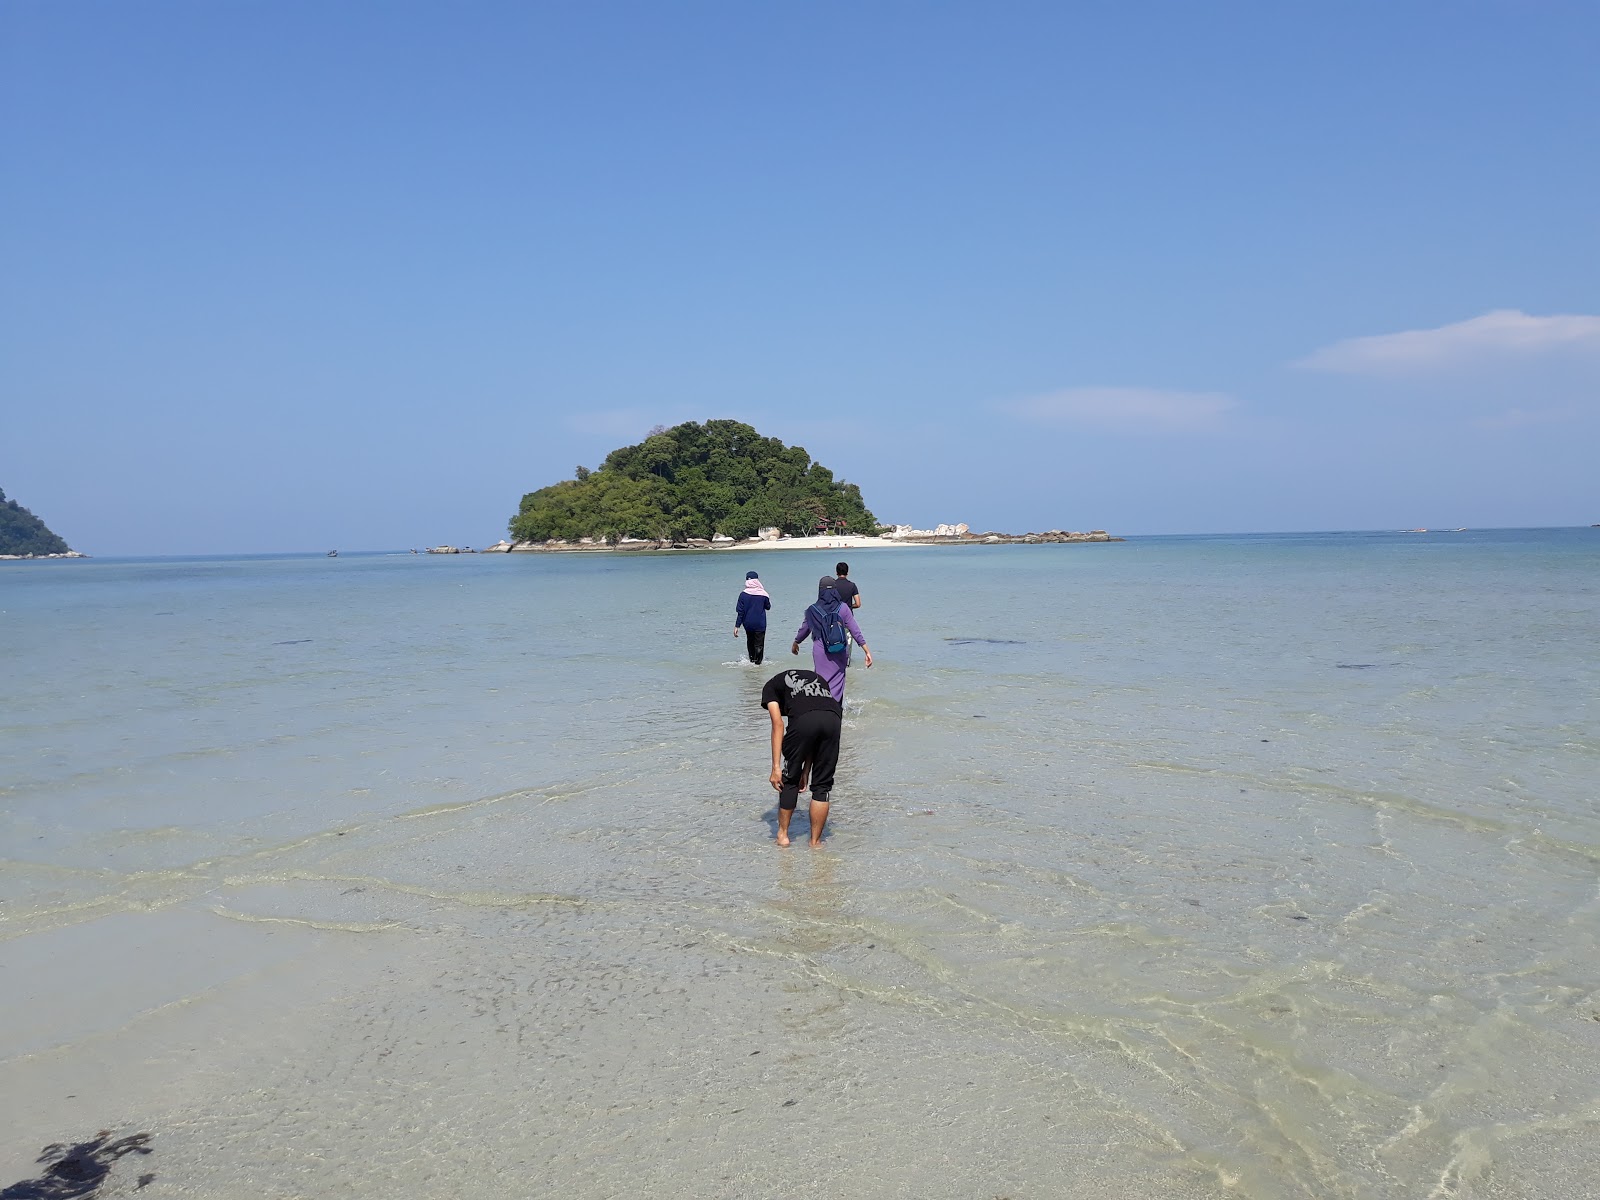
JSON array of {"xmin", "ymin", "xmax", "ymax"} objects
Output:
[{"xmin": 735, "ymin": 591, "xmax": 771, "ymax": 632}]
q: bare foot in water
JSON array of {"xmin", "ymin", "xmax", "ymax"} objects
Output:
[{"xmin": 776, "ymin": 832, "xmax": 791, "ymax": 847}]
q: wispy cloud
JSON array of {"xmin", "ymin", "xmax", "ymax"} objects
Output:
[
  {"xmin": 1001, "ymin": 387, "xmax": 1236, "ymax": 434},
  {"xmin": 1297, "ymin": 310, "xmax": 1600, "ymax": 375}
]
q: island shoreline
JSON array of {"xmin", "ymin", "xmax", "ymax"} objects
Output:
[{"xmin": 468, "ymin": 530, "xmax": 1123, "ymax": 554}]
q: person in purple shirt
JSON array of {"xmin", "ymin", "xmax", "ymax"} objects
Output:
[{"xmin": 790, "ymin": 575, "xmax": 872, "ymax": 702}]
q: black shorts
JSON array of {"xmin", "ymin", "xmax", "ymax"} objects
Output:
[{"xmin": 779, "ymin": 709, "xmax": 842, "ymax": 810}]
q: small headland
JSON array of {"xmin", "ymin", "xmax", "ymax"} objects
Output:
[{"xmin": 0, "ymin": 487, "xmax": 82, "ymax": 559}]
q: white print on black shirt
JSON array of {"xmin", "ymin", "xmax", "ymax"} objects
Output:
[{"xmin": 785, "ymin": 671, "xmax": 833, "ymax": 700}]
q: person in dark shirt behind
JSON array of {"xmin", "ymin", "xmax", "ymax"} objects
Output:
[
  {"xmin": 760, "ymin": 667, "xmax": 843, "ymax": 847},
  {"xmin": 831, "ymin": 563, "xmax": 862, "ymax": 667},
  {"xmin": 734, "ymin": 571, "xmax": 771, "ymax": 664},
  {"xmin": 833, "ymin": 562, "xmax": 860, "ymax": 609}
]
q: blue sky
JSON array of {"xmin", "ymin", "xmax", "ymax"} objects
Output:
[{"xmin": 3, "ymin": 1, "xmax": 1597, "ymax": 554}]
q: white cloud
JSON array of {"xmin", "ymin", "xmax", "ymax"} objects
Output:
[
  {"xmin": 1001, "ymin": 387, "xmax": 1236, "ymax": 434},
  {"xmin": 1297, "ymin": 310, "xmax": 1600, "ymax": 375}
]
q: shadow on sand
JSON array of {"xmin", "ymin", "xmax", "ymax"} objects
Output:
[{"xmin": 1, "ymin": 1133, "xmax": 153, "ymax": 1199}]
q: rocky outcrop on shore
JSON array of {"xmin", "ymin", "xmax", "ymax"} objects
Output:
[
  {"xmin": 886, "ymin": 524, "xmax": 1119, "ymax": 544},
  {"xmin": 510, "ymin": 535, "xmax": 754, "ymax": 552},
  {"xmin": 885, "ymin": 523, "xmax": 971, "ymax": 538},
  {"xmin": 958, "ymin": 529, "xmax": 1119, "ymax": 544},
  {"xmin": 966, "ymin": 528, "xmax": 1120, "ymax": 544},
  {"xmin": 0, "ymin": 550, "xmax": 88, "ymax": 560}
]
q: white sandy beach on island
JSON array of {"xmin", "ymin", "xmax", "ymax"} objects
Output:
[{"xmin": 728, "ymin": 533, "xmax": 916, "ymax": 551}]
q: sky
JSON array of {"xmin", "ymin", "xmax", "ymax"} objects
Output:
[{"xmin": 3, "ymin": 1, "xmax": 1597, "ymax": 554}]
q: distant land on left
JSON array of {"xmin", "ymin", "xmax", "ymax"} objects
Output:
[{"xmin": 0, "ymin": 487, "xmax": 81, "ymax": 558}]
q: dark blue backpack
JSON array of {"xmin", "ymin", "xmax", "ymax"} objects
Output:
[{"xmin": 809, "ymin": 603, "xmax": 849, "ymax": 654}]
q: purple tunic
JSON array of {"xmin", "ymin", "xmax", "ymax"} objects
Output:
[{"xmin": 794, "ymin": 606, "xmax": 866, "ymax": 702}]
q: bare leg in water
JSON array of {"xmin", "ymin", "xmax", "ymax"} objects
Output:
[
  {"xmin": 774, "ymin": 764, "xmax": 811, "ymax": 847},
  {"xmin": 806, "ymin": 796, "xmax": 830, "ymax": 847}
]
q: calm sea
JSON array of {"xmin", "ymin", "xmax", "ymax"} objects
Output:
[{"xmin": 3, "ymin": 530, "xmax": 1598, "ymax": 1198}]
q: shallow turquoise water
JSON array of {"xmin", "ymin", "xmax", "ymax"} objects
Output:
[{"xmin": 2, "ymin": 531, "xmax": 1598, "ymax": 1198}]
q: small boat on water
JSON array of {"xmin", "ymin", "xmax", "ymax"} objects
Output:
[{"xmin": 327, "ymin": 550, "xmax": 338, "ymax": 557}]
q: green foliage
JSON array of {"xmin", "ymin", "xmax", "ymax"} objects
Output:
[
  {"xmin": 510, "ymin": 420, "xmax": 879, "ymax": 543},
  {"xmin": 0, "ymin": 488, "xmax": 71, "ymax": 556}
]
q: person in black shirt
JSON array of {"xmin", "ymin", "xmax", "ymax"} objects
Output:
[
  {"xmin": 833, "ymin": 562, "xmax": 860, "ymax": 610},
  {"xmin": 760, "ymin": 668, "xmax": 844, "ymax": 847},
  {"xmin": 832, "ymin": 563, "xmax": 861, "ymax": 667}
]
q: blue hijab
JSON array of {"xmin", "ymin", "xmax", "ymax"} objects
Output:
[{"xmin": 805, "ymin": 575, "xmax": 843, "ymax": 642}]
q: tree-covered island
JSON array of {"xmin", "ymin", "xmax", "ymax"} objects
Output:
[
  {"xmin": 0, "ymin": 487, "xmax": 73, "ymax": 557},
  {"xmin": 510, "ymin": 421, "xmax": 879, "ymax": 544}
]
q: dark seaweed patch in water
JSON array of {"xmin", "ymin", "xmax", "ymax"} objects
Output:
[
  {"xmin": 1, "ymin": 1132, "xmax": 152, "ymax": 1199},
  {"xmin": 945, "ymin": 638, "xmax": 1025, "ymax": 646},
  {"xmin": 273, "ymin": 639, "xmax": 314, "ymax": 646}
]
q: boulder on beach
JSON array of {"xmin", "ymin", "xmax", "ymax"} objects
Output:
[{"xmin": 885, "ymin": 521, "xmax": 971, "ymax": 539}]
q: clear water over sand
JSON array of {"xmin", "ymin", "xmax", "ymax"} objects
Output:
[{"xmin": 3, "ymin": 531, "xmax": 1598, "ymax": 1198}]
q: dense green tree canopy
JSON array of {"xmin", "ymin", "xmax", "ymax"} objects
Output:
[
  {"xmin": 0, "ymin": 488, "xmax": 70, "ymax": 556},
  {"xmin": 510, "ymin": 421, "xmax": 879, "ymax": 543}
]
